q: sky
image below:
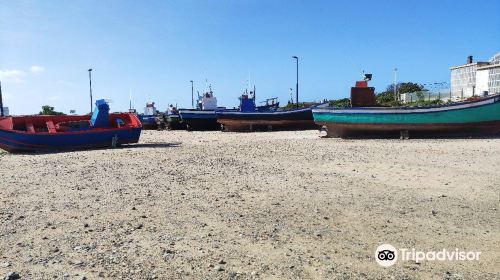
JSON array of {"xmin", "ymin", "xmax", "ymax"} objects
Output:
[{"xmin": 1, "ymin": 0, "xmax": 499, "ymax": 115}]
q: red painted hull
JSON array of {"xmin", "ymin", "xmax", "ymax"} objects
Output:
[{"xmin": 0, "ymin": 113, "xmax": 142, "ymax": 152}]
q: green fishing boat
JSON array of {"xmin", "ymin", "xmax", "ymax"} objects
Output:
[{"xmin": 313, "ymin": 95, "xmax": 500, "ymax": 138}]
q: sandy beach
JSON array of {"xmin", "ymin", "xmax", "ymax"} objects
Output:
[{"xmin": 1, "ymin": 130, "xmax": 499, "ymax": 279}]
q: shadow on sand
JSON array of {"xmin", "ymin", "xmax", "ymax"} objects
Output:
[
  {"xmin": 130, "ymin": 142, "xmax": 182, "ymax": 149},
  {"xmin": 4, "ymin": 142, "xmax": 182, "ymax": 155},
  {"xmin": 319, "ymin": 133, "xmax": 500, "ymax": 140}
]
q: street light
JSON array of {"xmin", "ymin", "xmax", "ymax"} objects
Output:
[
  {"xmin": 88, "ymin": 68, "xmax": 93, "ymax": 113},
  {"xmin": 393, "ymin": 68, "xmax": 398, "ymax": 101},
  {"xmin": 292, "ymin": 56, "xmax": 299, "ymax": 108},
  {"xmin": 190, "ymin": 80, "xmax": 194, "ymax": 109},
  {"xmin": 0, "ymin": 81, "xmax": 4, "ymax": 117}
]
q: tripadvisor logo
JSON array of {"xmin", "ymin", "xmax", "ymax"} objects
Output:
[
  {"xmin": 375, "ymin": 244, "xmax": 397, "ymax": 267},
  {"xmin": 375, "ymin": 244, "xmax": 481, "ymax": 267}
]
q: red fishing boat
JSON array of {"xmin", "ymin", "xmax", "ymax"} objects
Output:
[{"xmin": 0, "ymin": 99, "xmax": 142, "ymax": 153}]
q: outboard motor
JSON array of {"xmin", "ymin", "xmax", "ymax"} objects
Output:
[{"xmin": 90, "ymin": 99, "xmax": 110, "ymax": 128}]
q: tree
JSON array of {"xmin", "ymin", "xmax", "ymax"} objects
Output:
[
  {"xmin": 376, "ymin": 82, "xmax": 426, "ymax": 106},
  {"xmin": 328, "ymin": 98, "xmax": 351, "ymax": 107},
  {"xmin": 39, "ymin": 105, "xmax": 65, "ymax": 115},
  {"xmin": 385, "ymin": 82, "xmax": 424, "ymax": 95}
]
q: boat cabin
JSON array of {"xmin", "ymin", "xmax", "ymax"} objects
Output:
[
  {"xmin": 351, "ymin": 74, "xmax": 376, "ymax": 107},
  {"xmin": 197, "ymin": 89, "xmax": 218, "ymax": 110}
]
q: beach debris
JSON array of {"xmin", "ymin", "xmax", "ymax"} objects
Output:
[
  {"xmin": 4, "ymin": 272, "xmax": 20, "ymax": 280},
  {"xmin": 214, "ymin": 265, "xmax": 224, "ymax": 272},
  {"xmin": 163, "ymin": 249, "xmax": 174, "ymax": 261},
  {"xmin": 431, "ymin": 209, "xmax": 438, "ymax": 216}
]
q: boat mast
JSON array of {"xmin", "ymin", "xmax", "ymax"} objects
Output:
[{"xmin": 129, "ymin": 88, "xmax": 132, "ymax": 110}]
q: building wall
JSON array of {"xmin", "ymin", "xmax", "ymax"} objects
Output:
[
  {"xmin": 476, "ymin": 69, "xmax": 489, "ymax": 95},
  {"xmin": 2, "ymin": 107, "xmax": 9, "ymax": 116},
  {"xmin": 488, "ymin": 66, "xmax": 500, "ymax": 94},
  {"xmin": 450, "ymin": 64, "xmax": 477, "ymax": 99}
]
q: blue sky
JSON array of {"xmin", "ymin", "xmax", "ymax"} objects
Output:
[{"xmin": 1, "ymin": 0, "xmax": 499, "ymax": 115}]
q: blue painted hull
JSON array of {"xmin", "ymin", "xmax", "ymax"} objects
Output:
[
  {"xmin": 137, "ymin": 115, "xmax": 157, "ymax": 129},
  {"xmin": 178, "ymin": 110, "xmax": 220, "ymax": 130},
  {"xmin": 0, "ymin": 127, "xmax": 142, "ymax": 152}
]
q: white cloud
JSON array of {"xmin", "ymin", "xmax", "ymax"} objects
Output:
[
  {"xmin": 0, "ymin": 69, "xmax": 26, "ymax": 83},
  {"xmin": 29, "ymin": 65, "xmax": 45, "ymax": 74}
]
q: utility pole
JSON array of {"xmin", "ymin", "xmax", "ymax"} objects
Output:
[
  {"xmin": 292, "ymin": 56, "xmax": 299, "ymax": 108},
  {"xmin": 0, "ymin": 81, "xmax": 4, "ymax": 117},
  {"xmin": 393, "ymin": 68, "xmax": 398, "ymax": 101},
  {"xmin": 88, "ymin": 68, "xmax": 93, "ymax": 113},
  {"xmin": 190, "ymin": 80, "xmax": 194, "ymax": 109}
]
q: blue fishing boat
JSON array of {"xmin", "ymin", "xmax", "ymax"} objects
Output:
[
  {"xmin": 178, "ymin": 87, "xmax": 224, "ymax": 131},
  {"xmin": 0, "ymin": 99, "xmax": 142, "ymax": 152},
  {"xmin": 137, "ymin": 102, "xmax": 158, "ymax": 129},
  {"xmin": 216, "ymin": 90, "xmax": 318, "ymax": 132}
]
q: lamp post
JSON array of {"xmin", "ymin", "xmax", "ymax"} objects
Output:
[
  {"xmin": 292, "ymin": 56, "xmax": 299, "ymax": 108},
  {"xmin": 0, "ymin": 81, "xmax": 4, "ymax": 117},
  {"xmin": 190, "ymin": 80, "xmax": 194, "ymax": 109},
  {"xmin": 393, "ymin": 68, "xmax": 398, "ymax": 101},
  {"xmin": 88, "ymin": 68, "xmax": 93, "ymax": 113}
]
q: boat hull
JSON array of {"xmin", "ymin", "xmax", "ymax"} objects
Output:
[
  {"xmin": 166, "ymin": 114, "xmax": 187, "ymax": 130},
  {"xmin": 217, "ymin": 108, "xmax": 318, "ymax": 132},
  {"xmin": 137, "ymin": 115, "xmax": 157, "ymax": 130},
  {"xmin": 313, "ymin": 95, "xmax": 500, "ymax": 138},
  {"xmin": 178, "ymin": 110, "xmax": 220, "ymax": 131}
]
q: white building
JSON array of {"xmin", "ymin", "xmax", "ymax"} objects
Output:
[{"xmin": 450, "ymin": 53, "xmax": 500, "ymax": 100}]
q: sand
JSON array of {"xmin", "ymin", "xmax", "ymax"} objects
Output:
[{"xmin": 0, "ymin": 130, "xmax": 499, "ymax": 279}]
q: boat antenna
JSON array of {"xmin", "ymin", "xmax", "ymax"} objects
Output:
[
  {"xmin": 129, "ymin": 88, "xmax": 132, "ymax": 110},
  {"xmin": 0, "ymin": 81, "xmax": 4, "ymax": 117}
]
